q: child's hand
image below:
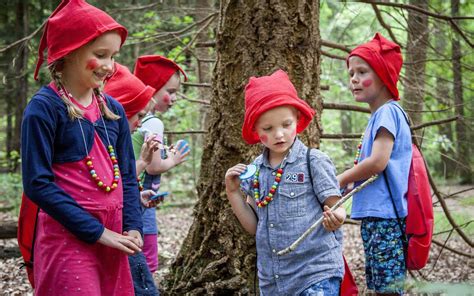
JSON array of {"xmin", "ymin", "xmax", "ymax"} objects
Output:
[
  {"xmin": 139, "ymin": 134, "xmax": 160, "ymax": 166},
  {"xmin": 98, "ymin": 228, "xmax": 142, "ymax": 255},
  {"xmin": 322, "ymin": 205, "xmax": 346, "ymax": 231},
  {"xmin": 225, "ymin": 164, "xmax": 247, "ymax": 195},
  {"xmin": 123, "ymin": 230, "xmax": 143, "ymax": 248},
  {"xmin": 169, "ymin": 141, "xmax": 190, "ymax": 166},
  {"xmin": 140, "ymin": 189, "xmax": 162, "ymax": 208}
]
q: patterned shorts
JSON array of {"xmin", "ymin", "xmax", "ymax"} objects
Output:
[{"xmin": 361, "ymin": 217, "xmax": 406, "ymax": 294}]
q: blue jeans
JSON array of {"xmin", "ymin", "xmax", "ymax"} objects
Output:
[
  {"xmin": 129, "ymin": 252, "xmax": 160, "ymax": 296},
  {"xmin": 299, "ymin": 277, "xmax": 341, "ymax": 296}
]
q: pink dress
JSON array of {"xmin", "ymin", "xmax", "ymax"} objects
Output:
[{"xmin": 33, "ymin": 87, "xmax": 134, "ymax": 295}]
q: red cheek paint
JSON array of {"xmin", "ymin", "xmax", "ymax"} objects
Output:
[
  {"xmin": 86, "ymin": 58, "xmax": 99, "ymax": 70},
  {"xmin": 259, "ymin": 135, "xmax": 268, "ymax": 144},
  {"xmin": 162, "ymin": 93, "xmax": 171, "ymax": 105},
  {"xmin": 362, "ymin": 79, "xmax": 373, "ymax": 87}
]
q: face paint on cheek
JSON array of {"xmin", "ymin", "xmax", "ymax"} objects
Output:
[
  {"xmin": 259, "ymin": 135, "xmax": 268, "ymax": 144},
  {"xmin": 162, "ymin": 93, "xmax": 171, "ymax": 105},
  {"xmin": 362, "ymin": 79, "xmax": 373, "ymax": 88},
  {"xmin": 86, "ymin": 59, "xmax": 99, "ymax": 71}
]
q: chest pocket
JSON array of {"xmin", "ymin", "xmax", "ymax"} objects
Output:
[{"xmin": 279, "ymin": 186, "xmax": 308, "ymax": 218}]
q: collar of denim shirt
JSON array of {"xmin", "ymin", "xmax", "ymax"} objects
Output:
[{"xmin": 260, "ymin": 137, "xmax": 305, "ymax": 169}]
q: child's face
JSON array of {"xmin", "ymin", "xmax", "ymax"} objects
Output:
[
  {"xmin": 255, "ymin": 105, "xmax": 298, "ymax": 155},
  {"xmin": 64, "ymin": 31, "xmax": 121, "ymax": 89},
  {"xmin": 153, "ymin": 73, "xmax": 181, "ymax": 113},
  {"xmin": 348, "ymin": 56, "xmax": 386, "ymax": 104},
  {"xmin": 129, "ymin": 108, "xmax": 148, "ymax": 133}
]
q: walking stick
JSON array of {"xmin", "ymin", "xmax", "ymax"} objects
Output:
[{"xmin": 277, "ymin": 175, "xmax": 379, "ymax": 256}]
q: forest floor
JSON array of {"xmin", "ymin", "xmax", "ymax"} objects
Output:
[{"xmin": 0, "ymin": 185, "xmax": 473, "ymax": 295}]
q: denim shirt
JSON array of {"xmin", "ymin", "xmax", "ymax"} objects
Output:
[
  {"xmin": 21, "ymin": 86, "xmax": 142, "ymax": 243},
  {"xmin": 241, "ymin": 138, "xmax": 344, "ymax": 295}
]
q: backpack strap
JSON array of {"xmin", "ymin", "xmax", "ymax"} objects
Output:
[{"xmin": 383, "ymin": 171, "xmax": 409, "ymax": 257}]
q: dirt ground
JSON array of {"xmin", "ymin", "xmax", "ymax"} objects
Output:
[{"xmin": 1, "ymin": 193, "xmax": 473, "ymax": 295}]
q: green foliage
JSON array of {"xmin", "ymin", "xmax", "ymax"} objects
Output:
[
  {"xmin": 406, "ymin": 281, "xmax": 474, "ymax": 295},
  {"xmin": 434, "ymin": 211, "xmax": 474, "ymax": 237},
  {"xmin": 0, "ymin": 172, "xmax": 23, "ymax": 215}
]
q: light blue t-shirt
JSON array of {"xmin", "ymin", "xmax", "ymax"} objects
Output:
[{"xmin": 351, "ymin": 101, "xmax": 412, "ymax": 219}]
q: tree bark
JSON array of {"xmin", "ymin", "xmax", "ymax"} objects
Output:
[
  {"xmin": 164, "ymin": 1, "xmax": 321, "ymax": 294},
  {"xmin": 402, "ymin": 0, "xmax": 428, "ymax": 127},
  {"xmin": 451, "ymin": 0, "xmax": 472, "ymax": 184}
]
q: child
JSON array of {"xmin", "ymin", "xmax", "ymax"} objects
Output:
[
  {"xmin": 337, "ymin": 33, "xmax": 412, "ymax": 295},
  {"xmin": 104, "ymin": 62, "xmax": 161, "ymax": 296},
  {"xmin": 131, "ymin": 55, "xmax": 189, "ymax": 273},
  {"xmin": 104, "ymin": 62, "xmax": 159, "ymax": 176},
  {"xmin": 225, "ymin": 70, "xmax": 345, "ymax": 295},
  {"xmin": 21, "ymin": 0, "xmax": 141, "ymax": 294}
]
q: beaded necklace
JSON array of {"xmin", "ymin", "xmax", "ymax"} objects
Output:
[
  {"xmin": 353, "ymin": 134, "xmax": 364, "ymax": 165},
  {"xmin": 59, "ymin": 86, "xmax": 120, "ymax": 192},
  {"xmin": 253, "ymin": 154, "xmax": 288, "ymax": 208}
]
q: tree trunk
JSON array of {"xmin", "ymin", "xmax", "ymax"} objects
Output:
[
  {"xmin": 12, "ymin": 0, "xmax": 29, "ymax": 172},
  {"xmin": 164, "ymin": 1, "xmax": 321, "ymax": 294},
  {"xmin": 402, "ymin": 0, "xmax": 428, "ymax": 127},
  {"xmin": 451, "ymin": 0, "xmax": 472, "ymax": 184},
  {"xmin": 434, "ymin": 28, "xmax": 456, "ymax": 178}
]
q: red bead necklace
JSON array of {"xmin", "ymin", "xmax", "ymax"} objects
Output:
[
  {"xmin": 253, "ymin": 167, "xmax": 284, "ymax": 208},
  {"xmin": 59, "ymin": 86, "xmax": 120, "ymax": 192}
]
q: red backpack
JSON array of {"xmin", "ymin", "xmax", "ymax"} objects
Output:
[
  {"xmin": 384, "ymin": 105, "xmax": 434, "ymax": 270},
  {"xmin": 17, "ymin": 193, "xmax": 39, "ymax": 287}
]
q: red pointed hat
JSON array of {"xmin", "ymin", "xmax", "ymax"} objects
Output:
[
  {"xmin": 133, "ymin": 55, "xmax": 188, "ymax": 92},
  {"xmin": 34, "ymin": 0, "xmax": 128, "ymax": 80},
  {"xmin": 242, "ymin": 70, "xmax": 315, "ymax": 145},
  {"xmin": 104, "ymin": 63, "xmax": 156, "ymax": 119},
  {"xmin": 347, "ymin": 32, "xmax": 403, "ymax": 100}
]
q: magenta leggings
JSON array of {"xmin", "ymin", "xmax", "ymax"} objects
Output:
[{"xmin": 143, "ymin": 234, "xmax": 158, "ymax": 273}]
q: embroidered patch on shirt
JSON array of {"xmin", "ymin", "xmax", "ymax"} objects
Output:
[{"xmin": 285, "ymin": 172, "xmax": 305, "ymax": 183}]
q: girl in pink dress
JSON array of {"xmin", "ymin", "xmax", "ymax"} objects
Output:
[{"xmin": 20, "ymin": 1, "xmax": 142, "ymax": 295}]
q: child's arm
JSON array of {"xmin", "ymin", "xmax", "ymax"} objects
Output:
[
  {"xmin": 225, "ymin": 164, "xmax": 258, "ymax": 235},
  {"xmin": 322, "ymin": 196, "xmax": 346, "ymax": 231},
  {"xmin": 145, "ymin": 143, "xmax": 189, "ymax": 174},
  {"xmin": 338, "ymin": 128, "xmax": 394, "ymax": 188}
]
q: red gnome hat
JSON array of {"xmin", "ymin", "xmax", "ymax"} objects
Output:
[
  {"xmin": 134, "ymin": 55, "xmax": 188, "ymax": 91},
  {"xmin": 34, "ymin": 0, "xmax": 128, "ymax": 80},
  {"xmin": 104, "ymin": 63, "xmax": 156, "ymax": 119},
  {"xmin": 242, "ymin": 70, "xmax": 315, "ymax": 145},
  {"xmin": 347, "ymin": 32, "xmax": 403, "ymax": 100}
]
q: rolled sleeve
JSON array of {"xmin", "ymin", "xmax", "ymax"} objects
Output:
[{"xmin": 309, "ymin": 150, "xmax": 341, "ymax": 204}]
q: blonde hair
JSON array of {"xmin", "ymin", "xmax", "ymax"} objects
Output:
[{"xmin": 49, "ymin": 60, "xmax": 120, "ymax": 121}]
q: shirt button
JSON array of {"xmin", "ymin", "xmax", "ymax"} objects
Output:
[
  {"xmin": 270, "ymin": 223, "xmax": 274, "ymax": 228},
  {"xmin": 272, "ymin": 172, "xmax": 276, "ymax": 176},
  {"xmin": 275, "ymin": 275, "xmax": 279, "ymax": 279},
  {"xmin": 272, "ymin": 249, "xmax": 276, "ymax": 253},
  {"xmin": 290, "ymin": 192, "xmax": 295, "ymax": 196}
]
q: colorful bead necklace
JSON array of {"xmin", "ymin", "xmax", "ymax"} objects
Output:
[
  {"xmin": 353, "ymin": 134, "xmax": 364, "ymax": 165},
  {"xmin": 59, "ymin": 86, "xmax": 120, "ymax": 192},
  {"xmin": 253, "ymin": 154, "xmax": 288, "ymax": 208}
]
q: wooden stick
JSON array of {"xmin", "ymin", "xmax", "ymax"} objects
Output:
[{"xmin": 277, "ymin": 175, "xmax": 379, "ymax": 256}]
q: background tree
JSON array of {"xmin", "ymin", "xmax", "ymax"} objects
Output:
[
  {"xmin": 165, "ymin": 0, "xmax": 322, "ymax": 294},
  {"xmin": 403, "ymin": 0, "xmax": 428, "ymax": 127}
]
